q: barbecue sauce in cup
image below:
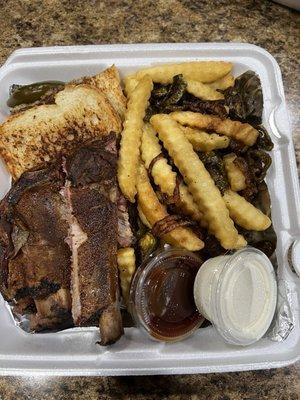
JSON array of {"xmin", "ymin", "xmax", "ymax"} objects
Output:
[{"xmin": 129, "ymin": 248, "xmax": 204, "ymax": 342}]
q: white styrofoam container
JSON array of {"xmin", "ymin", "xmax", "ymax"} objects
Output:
[{"xmin": 0, "ymin": 43, "xmax": 299, "ymax": 376}]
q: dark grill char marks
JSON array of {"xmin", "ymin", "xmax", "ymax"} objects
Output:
[
  {"xmin": 65, "ymin": 134, "xmax": 123, "ymax": 345},
  {"xmin": 29, "ymin": 288, "xmax": 72, "ymax": 332},
  {"xmin": 0, "ymin": 166, "xmax": 72, "ymax": 330},
  {"xmin": 0, "ymin": 136, "xmax": 123, "ymax": 341},
  {"xmin": 0, "ymin": 201, "xmax": 14, "ymax": 299}
]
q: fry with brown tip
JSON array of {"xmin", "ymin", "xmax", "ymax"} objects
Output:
[
  {"xmin": 118, "ymin": 75, "xmax": 153, "ymax": 202},
  {"xmin": 137, "ymin": 163, "xmax": 204, "ymax": 251},
  {"xmin": 171, "ymin": 111, "xmax": 258, "ymax": 146},
  {"xmin": 150, "ymin": 114, "xmax": 246, "ymax": 250}
]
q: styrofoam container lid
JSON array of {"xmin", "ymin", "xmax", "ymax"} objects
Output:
[{"xmin": 0, "ymin": 43, "xmax": 299, "ymax": 376}]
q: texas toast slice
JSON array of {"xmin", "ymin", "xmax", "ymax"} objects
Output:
[
  {"xmin": 80, "ymin": 65, "xmax": 127, "ymax": 119},
  {"xmin": 0, "ymin": 84, "xmax": 122, "ymax": 179}
]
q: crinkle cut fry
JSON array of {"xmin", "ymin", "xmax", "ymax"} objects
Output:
[
  {"xmin": 134, "ymin": 61, "xmax": 232, "ymax": 84},
  {"xmin": 208, "ymin": 74, "xmax": 235, "ymax": 90},
  {"xmin": 150, "ymin": 114, "xmax": 246, "ymax": 250},
  {"xmin": 170, "ymin": 111, "xmax": 258, "ymax": 146},
  {"xmin": 178, "ymin": 183, "xmax": 207, "ymax": 228},
  {"xmin": 118, "ymin": 75, "xmax": 153, "ymax": 202},
  {"xmin": 124, "ymin": 75, "xmax": 139, "ymax": 97},
  {"xmin": 125, "ymin": 71, "xmax": 232, "ymax": 100},
  {"xmin": 137, "ymin": 163, "xmax": 204, "ymax": 251},
  {"xmin": 223, "ymin": 189, "xmax": 271, "ymax": 231},
  {"xmin": 185, "ymin": 79, "xmax": 224, "ymax": 101},
  {"xmin": 141, "ymin": 123, "xmax": 205, "ymax": 226},
  {"xmin": 180, "ymin": 126, "xmax": 230, "ymax": 152},
  {"xmin": 141, "ymin": 123, "xmax": 177, "ymax": 197},
  {"xmin": 117, "ymin": 247, "xmax": 136, "ymax": 305},
  {"xmin": 137, "ymin": 205, "xmax": 151, "ymax": 228},
  {"xmin": 223, "ymin": 153, "xmax": 246, "ymax": 191}
]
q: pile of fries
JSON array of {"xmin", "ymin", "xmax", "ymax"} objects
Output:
[{"xmin": 117, "ymin": 61, "xmax": 272, "ymax": 297}]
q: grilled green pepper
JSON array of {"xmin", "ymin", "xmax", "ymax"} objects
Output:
[
  {"xmin": 7, "ymin": 81, "xmax": 65, "ymax": 108},
  {"xmin": 158, "ymin": 74, "xmax": 187, "ymax": 109},
  {"xmin": 256, "ymin": 126, "xmax": 274, "ymax": 151},
  {"xmin": 139, "ymin": 232, "xmax": 158, "ymax": 259},
  {"xmin": 246, "ymin": 149, "xmax": 272, "ymax": 182},
  {"xmin": 151, "ymin": 84, "xmax": 170, "ymax": 98},
  {"xmin": 223, "ymin": 70, "xmax": 263, "ymax": 125}
]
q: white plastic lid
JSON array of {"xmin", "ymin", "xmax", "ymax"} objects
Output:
[
  {"xmin": 212, "ymin": 248, "xmax": 277, "ymax": 346},
  {"xmin": 291, "ymin": 240, "xmax": 300, "ymax": 278}
]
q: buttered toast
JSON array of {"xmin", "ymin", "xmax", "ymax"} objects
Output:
[{"xmin": 0, "ymin": 84, "xmax": 122, "ymax": 179}]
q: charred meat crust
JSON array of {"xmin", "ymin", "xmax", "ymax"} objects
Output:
[
  {"xmin": 29, "ymin": 310, "xmax": 73, "ymax": 332},
  {"xmin": 66, "ymin": 134, "xmax": 117, "ymax": 187},
  {"xmin": 29, "ymin": 288, "xmax": 73, "ymax": 332},
  {"xmin": 0, "ymin": 202, "xmax": 13, "ymax": 296},
  {"xmin": 65, "ymin": 136, "xmax": 123, "ymax": 343},
  {"xmin": 0, "ymin": 166, "xmax": 71, "ymax": 303},
  {"xmin": 68, "ymin": 186, "xmax": 118, "ymax": 324},
  {"xmin": 14, "ymin": 279, "xmax": 61, "ymax": 301},
  {"xmin": 98, "ymin": 303, "xmax": 124, "ymax": 345},
  {"xmin": 0, "ymin": 135, "xmax": 124, "ymax": 341}
]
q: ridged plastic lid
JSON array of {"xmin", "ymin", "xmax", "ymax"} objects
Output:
[
  {"xmin": 211, "ymin": 247, "xmax": 277, "ymax": 346},
  {"xmin": 291, "ymin": 240, "xmax": 300, "ymax": 278}
]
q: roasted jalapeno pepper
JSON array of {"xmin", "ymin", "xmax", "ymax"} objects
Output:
[{"xmin": 7, "ymin": 81, "xmax": 65, "ymax": 108}]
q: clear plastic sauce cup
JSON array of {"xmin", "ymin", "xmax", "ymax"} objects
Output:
[{"xmin": 129, "ymin": 248, "xmax": 205, "ymax": 342}]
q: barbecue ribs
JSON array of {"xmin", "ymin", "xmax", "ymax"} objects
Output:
[{"xmin": 0, "ymin": 135, "xmax": 124, "ymax": 343}]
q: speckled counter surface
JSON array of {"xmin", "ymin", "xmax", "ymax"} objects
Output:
[{"xmin": 0, "ymin": 1, "xmax": 299, "ymax": 399}]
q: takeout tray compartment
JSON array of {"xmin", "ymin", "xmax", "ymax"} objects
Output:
[{"xmin": 0, "ymin": 43, "xmax": 299, "ymax": 376}]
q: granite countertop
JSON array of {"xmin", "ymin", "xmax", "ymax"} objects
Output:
[{"xmin": 0, "ymin": 0, "xmax": 299, "ymax": 399}]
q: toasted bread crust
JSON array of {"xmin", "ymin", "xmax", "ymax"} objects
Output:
[
  {"xmin": 80, "ymin": 65, "xmax": 127, "ymax": 119},
  {"xmin": 0, "ymin": 84, "xmax": 122, "ymax": 179}
]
